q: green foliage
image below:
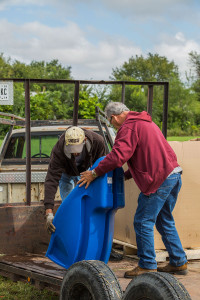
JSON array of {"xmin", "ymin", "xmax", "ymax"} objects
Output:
[
  {"xmin": 189, "ymin": 51, "xmax": 200, "ymax": 101},
  {"xmin": 0, "ymin": 54, "xmax": 74, "ymax": 135},
  {"xmin": 1, "ymin": 51, "xmax": 200, "ymax": 137},
  {"xmin": 78, "ymin": 90, "xmax": 104, "ymax": 118},
  {"xmin": 66, "ymin": 85, "xmax": 104, "ymax": 119},
  {"xmin": 30, "ymin": 91, "xmax": 69, "ymax": 120},
  {"xmin": 0, "ymin": 276, "xmax": 58, "ymax": 300},
  {"xmin": 110, "ymin": 53, "xmax": 200, "ymax": 133},
  {"xmin": 110, "ymin": 53, "xmax": 182, "ymax": 128},
  {"xmin": 108, "ymin": 75, "xmax": 147, "ymax": 112},
  {"xmin": 111, "ymin": 53, "xmax": 179, "ymax": 82}
]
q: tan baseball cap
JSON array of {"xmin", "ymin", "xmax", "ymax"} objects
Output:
[{"xmin": 64, "ymin": 127, "xmax": 85, "ymax": 154}]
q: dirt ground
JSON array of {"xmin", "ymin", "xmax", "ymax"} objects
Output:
[{"xmin": 108, "ymin": 257, "xmax": 200, "ymax": 300}]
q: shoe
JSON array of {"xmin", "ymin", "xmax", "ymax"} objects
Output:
[
  {"xmin": 109, "ymin": 249, "xmax": 123, "ymax": 261},
  {"xmin": 157, "ymin": 263, "xmax": 188, "ymax": 275},
  {"xmin": 124, "ymin": 266, "xmax": 157, "ymax": 278}
]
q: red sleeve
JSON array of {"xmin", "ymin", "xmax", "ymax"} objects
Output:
[{"xmin": 95, "ymin": 125, "xmax": 138, "ymax": 176}]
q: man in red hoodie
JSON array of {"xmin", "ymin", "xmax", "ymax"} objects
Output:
[{"xmin": 78, "ymin": 101, "xmax": 187, "ymax": 278}]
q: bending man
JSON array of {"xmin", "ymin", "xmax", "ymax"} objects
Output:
[{"xmin": 44, "ymin": 126, "xmax": 106, "ymax": 234}]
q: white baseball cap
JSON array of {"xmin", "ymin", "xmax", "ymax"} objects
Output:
[{"xmin": 64, "ymin": 126, "xmax": 85, "ymax": 154}]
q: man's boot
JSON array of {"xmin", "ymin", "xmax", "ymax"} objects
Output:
[
  {"xmin": 124, "ymin": 266, "xmax": 157, "ymax": 278},
  {"xmin": 157, "ymin": 263, "xmax": 188, "ymax": 275}
]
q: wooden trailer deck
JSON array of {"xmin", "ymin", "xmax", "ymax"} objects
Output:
[{"xmin": 0, "ymin": 253, "xmax": 199, "ymax": 299}]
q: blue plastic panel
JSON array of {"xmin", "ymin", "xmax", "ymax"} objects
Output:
[{"xmin": 46, "ymin": 157, "xmax": 125, "ymax": 269}]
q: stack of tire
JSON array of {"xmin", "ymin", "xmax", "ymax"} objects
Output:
[{"xmin": 60, "ymin": 260, "xmax": 191, "ymax": 300}]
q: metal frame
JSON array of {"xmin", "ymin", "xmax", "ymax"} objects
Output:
[{"xmin": 0, "ymin": 78, "xmax": 169, "ymax": 206}]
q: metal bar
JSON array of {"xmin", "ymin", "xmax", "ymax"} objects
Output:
[
  {"xmin": 95, "ymin": 106, "xmax": 109, "ymax": 123},
  {"xmin": 121, "ymin": 82, "xmax": 125, "ymax": 103},
  {"xmin": 95, "ymin": 107, "xmax": 110, "ymax": 154},
  {"xmin": 0, "ymin": 78, "xmax": 169, "ymax": 86},
  {"xmin": 95, "ymin": 106, "xmax": 114, "ymax": 148},
  {"xmin": 73, "ymin": 81, "xmax": 80, "ymax": 126},
  {"xmin": 162, "ymin": 83, "xmax": 169, "ymax": 138},
  {"xmin": 0, "ymin": 118, "xmax": 17, "ymax": 125},
  {"xmin": 147, "ymin": 85, "xmax": 153, "ymax": 116},
  {"xmin": 104, "ymin": 125, "xmax": 114, "ymax": 149},
  {"xmin": 25, "ymin": 80, "xmax": 31, "ymax": 206},
  {"xmin": 0, "ymin": 112, "xmax": 25, "ymax": 120}
]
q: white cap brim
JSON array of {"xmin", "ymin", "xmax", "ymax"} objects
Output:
[{"xmin": 64, "ymin": 142, "xmax": 84, "ymax": 155}]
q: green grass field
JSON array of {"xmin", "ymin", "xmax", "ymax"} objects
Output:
[
  {"xmin": 167, "ymin": 136, "xmax": 200, "ymax": 141},
  {"xmin": 0, "ymin": 276, "xmax": 59, "ymax": 300}
]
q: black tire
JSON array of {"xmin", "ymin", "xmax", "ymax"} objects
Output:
[
  {"xmin": 60, "ymin": 260, "xmax": 123, "ymax": 300},
  {"xmin": 123, "ymin": 272, "xmax": 192, "ymax": 300},
  {"xmin": 155, "ymin": 272, "xmax": 191, "ymax": 300}
]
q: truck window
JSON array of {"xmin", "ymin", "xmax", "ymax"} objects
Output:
[
  {"xmin": 4, "ymin": 133, "xmax": 62, "ymax": 161},
  {"xmin": 23, "ymin": 135, "xmax": 59, "ymax": 158}
]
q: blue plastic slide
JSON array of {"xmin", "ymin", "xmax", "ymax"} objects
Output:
[{"xmin": 46, "ymin": 157, "xmax": 125, "ymax": 269}]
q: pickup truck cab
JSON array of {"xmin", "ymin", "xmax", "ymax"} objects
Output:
[{"xmin": 0, "ymin": 119, "xmax": 115, "ymax": 204}]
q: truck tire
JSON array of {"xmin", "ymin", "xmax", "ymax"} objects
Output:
[
  {"xmin": 123, "ymin": 272, "xmax": 191, "ymax": 300},
  {"xmin": 60, "ymin": 260, "xmax": 122, "ymax": 300}
]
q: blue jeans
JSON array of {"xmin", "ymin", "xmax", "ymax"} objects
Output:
[
  {"xmin": 134, "ymin": 173, "xmax": 187, "ymax": 269},
  {"xmin": 59, "ymin": 173, "xmax": 81, "ymax": 202}
]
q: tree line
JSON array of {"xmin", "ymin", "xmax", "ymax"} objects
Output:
[{"xmin": 0, "ymin": 52, "xmax": 200, "ymax": 136}]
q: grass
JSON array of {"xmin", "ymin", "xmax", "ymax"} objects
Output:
[
  {"xmin": 167, "ymin": 136, "xmax": 200, "ymax": 141},
  {"xmin": 0, "ymin": 276, "xmax": 59, "ymax": 300}
]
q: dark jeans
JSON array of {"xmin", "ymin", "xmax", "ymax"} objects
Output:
[
  {"xmin": 59, "ymin": 173, "xmax": 81, "ymax": 202},
  {"xmin": 134, "ymin": 173, "xmax": 187, "ymax": 269}
]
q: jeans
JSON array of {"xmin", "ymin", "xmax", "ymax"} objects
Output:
[
  {"xmin": 59, "ymin": 173, "xmax": 81, "ymax": 202},
  {"xmin": 134, "ymin": 173, "xmax": 187, "ymax": 269}
]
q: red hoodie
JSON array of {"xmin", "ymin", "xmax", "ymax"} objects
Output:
[{"xmin": 95, "ymin": 111, "xmax": 179, "ymax": 195}]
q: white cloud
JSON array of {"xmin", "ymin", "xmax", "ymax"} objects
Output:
[
  {"xmin": 175, "ymin": 32, "xmax": 186, "ymax": 43},
  {"xmin": 0, "ymin": 0, "xmax": 199, "ymax": 81},
  {"xmin": 0, "ymin": 0, "xmax": 192, "ymax": 18},
  {"xmin": 0, "ymin": 19, "xmax": 141, "ymax": 79},
  {"xmin": 0, "ymin": 0, "xmax": 42, "ymax": 11},
  {"xmin": 100, "ymin": 0, "xmax": 191, "ymax": 20},
  {"xmin": 155, "ymin": 33, "xmax": 200, "ymax": 80}
]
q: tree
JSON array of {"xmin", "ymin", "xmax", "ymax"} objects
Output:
[
  {"xmin": 110, "ymin": 53, "xmax": 200, "ymax": 135},
  {"xmin": 189, "ymin": 51, "xmax": 200, "ymax": 101},
  {"xmin": 30, "ymin": 91, "xmax": 69, "ymax": 120},
  {"xmin": 66, "ymin": 85, "xmax": 104, "ymax": 119},
  {"xmin": 0, "ymin": 55, "xmax": 74, "ymax": 135},
  {"xmin": 111, "ymin": 53, "xmax": 179, "ymax": 82},
  {"xmin": 0, "ymin": 53, "xmax": 13, "ymax": 77}
]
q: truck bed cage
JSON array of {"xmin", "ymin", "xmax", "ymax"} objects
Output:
[{"xmin": 0, "ymin": 78, "xmax": 169, "ymax": 206}]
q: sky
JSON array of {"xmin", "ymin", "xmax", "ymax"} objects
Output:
[{"xmin": 0, "ymin": 0, "xmax": 200, "ymax": 81}]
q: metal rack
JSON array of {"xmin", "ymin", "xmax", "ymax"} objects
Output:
[{"xmin": 0, "ymin": 78, "xmax": 169, "ymax": 205}]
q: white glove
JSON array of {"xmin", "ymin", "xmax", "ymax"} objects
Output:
[{"xmin": 46, "ymin": 213, "xmax": 56, "ymax": 234}]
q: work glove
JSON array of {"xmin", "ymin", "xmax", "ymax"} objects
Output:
[{"xmin": 46, "ymin": 213, "xmax": 56, "ymax": 234}]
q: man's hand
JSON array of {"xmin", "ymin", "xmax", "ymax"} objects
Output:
[
  {"xmin": 46, "ymin": 212, "xmax": 56, "ymax": 234},
  {"xmin": 78, "ymin": 170, "xmax": 95, "ymax": 189}
]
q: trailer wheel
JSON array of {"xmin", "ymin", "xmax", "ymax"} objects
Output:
[
  {"xmin": 123, "ymin": 272, "xmax": 191, "ymax": 300},
  {"xmin": 60, "ymin": 260, "xmax": 122, "ymax": 300}
]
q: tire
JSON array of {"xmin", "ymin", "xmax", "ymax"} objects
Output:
[
  {"xmin": 60, "ymin": 260, "xmax": 123, "ymax": 300},
  {"xmin": 123, "ymin": 272, "xmax": 192, "ymax": 300}
]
